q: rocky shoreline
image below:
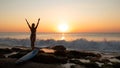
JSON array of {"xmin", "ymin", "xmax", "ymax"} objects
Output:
[{"xmin": 0, "ymin": 45, "xmax": 120, "ymax": 68}]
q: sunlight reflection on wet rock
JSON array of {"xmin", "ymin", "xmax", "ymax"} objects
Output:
[{"xmin": 41, "ymin": 48, "xmax": 55, "ymax": 53}]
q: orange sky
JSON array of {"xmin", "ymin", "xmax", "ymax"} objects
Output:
[{"xmin": 0, "ymin": 0, "xmax": 120, "ymax": 33}]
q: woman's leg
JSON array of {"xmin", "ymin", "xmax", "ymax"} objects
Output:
[{"xmin": 30, "ymin": 35, "xmax": 36, "ymax": 50}]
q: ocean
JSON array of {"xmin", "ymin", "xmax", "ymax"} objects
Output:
[
  {"xmin": 0, "ymin": 32, "xmax": 120, "ymax": 41},
  {"xmin": 0, "ymin": 32, "xmax": 120, "ymax": 52}
]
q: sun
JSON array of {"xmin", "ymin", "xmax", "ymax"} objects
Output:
[{"xmin": 58, "ymin": 24, "xmax": 68, "ymax": 32}]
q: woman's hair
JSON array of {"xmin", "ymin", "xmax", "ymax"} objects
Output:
[{"xmin": 32, "ymin": 23, "xmax": 35, "ymax": 27}]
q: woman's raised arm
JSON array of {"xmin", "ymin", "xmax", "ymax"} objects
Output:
[
  {"xmin": 35, "ymin": 18, "xmax": 40, "ymax": 29},
  {"xmin": 25, "ymin": 18, "xmax": 31, "ymax": 29}
]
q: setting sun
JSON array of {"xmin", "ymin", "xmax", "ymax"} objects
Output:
[{"xmin": 58, "ymin": 24, "xmax": 68, "ymax": 32}]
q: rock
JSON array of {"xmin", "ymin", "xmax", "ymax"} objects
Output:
[
  {"xmin": 0, "ymin": 54, "xmax": 5, "ymax": 58},
  {"xmin": 112, "ymin": 62, "xmax": 120, "ymax": 68},
  {"xmin": 115, "ymin": 56, "xmax": 120, "ymax": 60},
  {"xmin": 101, "ymin": 59, "xmax": 110, "ymax": 63},
  {"xmin": 54, "ymin": 50, "xmax": 67, "ymax": 57},
  {"xmin": 32, "ymin": 53, "xmax": 68, "ymax": 64},
  {"xmin": 67, "ymin": 50, "xmax": 81, "ymax": 59},
  {"xmin": 0, "ymin": 48, "xmax": 12, "ymax": 54},
  {"xmin": 101, "ymin": 64, "xmax": 113, "ymax": 68},
  {"xmin": 50, "ymin": 45, "xmax": 67, "ymax": 57},
  {"xmin": 51, "ymin": 45, "xmax": 66, "ymax": 51},
  {"xmin": 11, "ymin": 47, "xmax": 31, "ymax": 52},
  {"xmin": 83, "ymin": 62, "xmax": 100, "ymax": 68},
  {"xmin": 69, "ymin": 59, "xmax": 83, "ymax": 65},
  {"xmin": 67, "ymin": 50, "xmax": 101, "ymax": 59},
  {"xmin": 70, "ymin": 65, "xmax": 75, "ymax": 68},
  {"xmin": 0, "ymin": 58, "xmax": 65, "ymax": 68},
  {"xmin": 8, "ymin": 51, "xmax": 29, "ymax": 58},
  {"xmin": 8, "ymin": 48, "xmax": 39, "ymax": 59},
  {"xmin": 89, "ymin": 57, "xmax": 100, "ymax": 62},
  {"xmin": 39, "ymin": 50, "xmax": 45, "ymax": 53},
  {"xmin": 70, "ymin": 65, "xmax": 82, "ymax": 68},
  {"xmin": 69, "ymin": 59, "xmax": 100, "ymax": 68},
  {"xmin": 11, "ymin": 47, "xmax": 23, "ymax": 52},
  {"xmin": 101, "ymin": 62, "xmax": 120, "ymax": 68}
]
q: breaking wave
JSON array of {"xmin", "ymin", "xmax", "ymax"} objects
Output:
[{"xmin": 0, "ymin": 38, "xmax": 120, "ymax": 52}]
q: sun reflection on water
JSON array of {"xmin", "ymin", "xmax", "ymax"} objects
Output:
[{"xmin": 60, "ymin": 33, "xmax": 65, "ymax": 40}]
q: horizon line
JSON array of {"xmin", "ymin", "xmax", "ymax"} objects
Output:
[{"xmin": 0, "ymin": 32, "xmax": 120, "ymax": 34}]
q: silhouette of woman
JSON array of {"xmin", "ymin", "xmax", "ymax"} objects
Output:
[{"xmin": 25, "ymin": 18, "xmax": 40, "ymax": 50}]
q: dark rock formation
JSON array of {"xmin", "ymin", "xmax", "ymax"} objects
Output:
[
  {"xmin": 100, "ymin": 58, "xmax": 110, "ymax": 63},
  {"xmin": 11, "ymin": 47, "xmax": 23, "ymax": 52},
  {"xmin": 51, "ymin": 45, "xmax": 66, "ymax": 51},
  {"xmin": 112, "ymin": 62, "xmax": 120, "ymax": 68},
  {"xmin": 69, "ymin": 59, "xmax": 100, "ymax": 68},
  {"xmin": 69, "ymin": 59, "xmax": 83, "ymax": 65},
  {"xmin": 0, "ymin": 54, "xmax": 5, "ymax": 58},
  {"xmin": 54, "ymin": 50, "xmax": 67, "ymax": 57},
  {"xmin": 83, "ymin": 62, "xmax": 100, "ymax": 68},
  {"xmin": 67, "ymin": 50, "xmax": 101, "ymax": 59},
  {"xmin": 32, "ymin": 53, "xmax": 68, "ymax": 64},
  {"xmin": 115, "ymin": 56, "xmax": 120, "ymax": 60},
  {"xmin": 8, "ymin": 51, "xmax": 29, "ymax": 58},
  {"xmin": 0, "ymin": 48, "xmax": 12, "ymax": 54}
]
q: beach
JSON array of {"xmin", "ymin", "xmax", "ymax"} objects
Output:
[{"xmin": 0, "ymin": 45, "xmax": 120, "ymax": 68}]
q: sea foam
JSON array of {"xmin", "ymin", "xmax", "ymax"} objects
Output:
[{"xmin": 0, "ymin": 38, "xmax": 120, "ymax": 52}]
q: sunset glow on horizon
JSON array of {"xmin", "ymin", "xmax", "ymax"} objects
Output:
[{"xmin": 0, "ymin": 0, "xmax": 120, "ymax": 33}]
